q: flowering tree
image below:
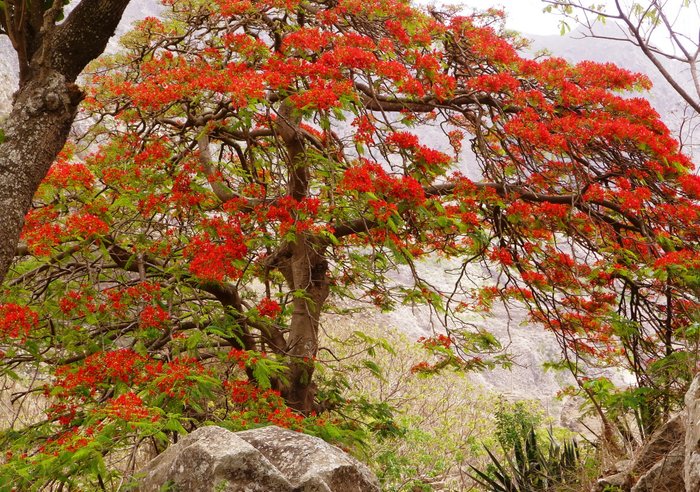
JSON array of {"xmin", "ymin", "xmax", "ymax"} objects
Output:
[
  {"xmin": 1, "ymin": 0, "xmax": 699, "ymax": 486},
  {"xmin": 544, "ymin": 0, "xmax": 700, "ymax": 441}
]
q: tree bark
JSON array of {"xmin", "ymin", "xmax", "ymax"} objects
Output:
[
  {"xmin": 0, "ymin": 0, "xmax": 132, "ymax": 284},
  {"xmin": 270, "ymin": 100, "xmax": 331, "ymax": 413},
  {"xmin": 280, "ymin": 239, "xmax": 330, "ymax": 413}
]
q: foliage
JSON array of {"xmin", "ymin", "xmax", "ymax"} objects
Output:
[
  {"xmin": 321, "ymin": 320, "xmax": 598, "ymax": 492},
  {"xmin": 544, "ymin": 0, "xmax": 700, "ymax": 117},
  {"xmin": 0, "ymin": 0, "xmax": 698, "ymax": 487},
  {"xmin": 0, "ymin": 346, "xmax": 364, "ymax": 490},
  {"xmin": 0, "ymin": 1, "xmax": 71, "ymax": 36},
  {"xmin": 321, "ymin": 322, "xmax": 503, "ymax": 490},
  {"xmin": 470, "ymin": 423, "xmax": 587, "ymax": 492},
  {"xmin": 495, "ymin": 402, "xmax": 544, "ymax": 452},
  {"xmin": 543, "ymin": 0, "xmax": 700, "ymax": 440}
]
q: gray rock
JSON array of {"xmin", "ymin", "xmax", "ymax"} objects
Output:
[
  {"xmin": 135, "ymin": 425, "xmax": 379, "ymax": 492},
  {"xmin": 0, "ymin": 36, "xmax": 18, "ymax": 117},
  {"xmin": 596, "ymin": 470, "xmax": 632, "ymax": 492},
  {"xmin": 630, "ymin": 413, "xmax": 686, "ymax": 481},
  {"xmin": 595, "ymin": 414, "xmax": 686, "ymax": 492},
  {"xmin": 236, "ymin": 426, "xmax": 379, "ymax": 492},
  {"xmin": 631, "ymin": 445, "xmax": 685, "ymax": 492},
  {"xmin": 685, "ymin": 374, "xmax": 700, "ymax": 492}
]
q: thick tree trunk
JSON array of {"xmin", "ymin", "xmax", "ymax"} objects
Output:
[
  {"xmin": 0, "ymin": 0, "xmax": 131, "ymax": 284},
  {"xmin": 269, "ymin": 99, "xmax": 332, "ymax": 412},
  {"xmin": 281, "ymin": 239, "xmax": 330, "ymax": 413},
  {"xmin": 0, "ymin": 71, "xmax": 82, "ymax": 282}
]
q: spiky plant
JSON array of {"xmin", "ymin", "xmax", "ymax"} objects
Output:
[{"xmin": 469, "ymin": 427, "xmax": 581, "ymax": 491}]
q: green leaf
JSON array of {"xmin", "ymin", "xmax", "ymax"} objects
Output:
[
  {"xmin": 559, "ymin": 20, "xmax": 571, "ymax": 36},
  {"xmin": 110, "ymin": 194, "xmax": 137, "ymax": 211},
  {"xmin": 436, "ymin": 216, "xmax": 449, "ymax": 228},
  {"xmin": 70, "ymin": 447, "xmax": 93, "ymax": 462},
  {"xmin": 185, "ymin": 330, "xmax": 202, "ymax": 351},
  {"xmin": 361, "ymin": 359, "xmax": 385, "ymax": 381},
  {"xmin": 163, "ymin": 417, "xmax": 187, "ymax": 434},
  {"xmin": 320, "ymin": 229, "xmax": 339, "ymax": 245},
  {"xmin": 252, "ymin": 362, "xmax": 272, "ymax": 389}
]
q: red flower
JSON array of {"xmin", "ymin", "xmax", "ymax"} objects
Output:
[
  {"xmin": 44, "ymin": 162, "xmax": 95, "ymax": 189},
  {"xmin": 679, "ymin": 174, "xmax": 700, "ymax": 198},
  {"xmin": 0, "ymin": 304, "xmax": 38, "ymax": 339},
  {"xmin": 103, "ymin": 392, "xmax": 152, "ymax": 421},
  {"xmin": 257, "ymin": 298, "xmax": 282, "ymax": 318},
  {"xmin": 386, "ymin": 131, "xmax": 419, "ymax": 149},
  {"xmin": 139, "ymin": 305, "xmax": 170, "ymax": 329},
  {"xmin": 65, "ymin": 213, "xmax": 109, "ymax": 238}
]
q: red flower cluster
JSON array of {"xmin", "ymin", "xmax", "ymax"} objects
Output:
[
  {"xmin": 59, "ymin": 290, "xmax": 97, "ymax": 317},
  {"xmin": 0, "ymin": 304, "xmax": 38, "ymax": 339},
  {"xmin": 103, "ymin": 392, "xmax": 154, "ymax": 422},
  {"xmin": 654, "ymin": 250, "xmax": 700, "ymax": 270},
  {"xmin": 185, "ymin": 217, "xmax": 247, "ymax": 281},
  {"xmin": 418, "ymin": 334, "xmax": 452, "ymax": 349},
  {"xmin": 139, "ymin": 305, "xmax": 170, "ymax": 330},
  {"xmin": 148, "ymin": 357, "xmax": 206, "ymax": 399},
  {"xmin": 224, "ymin": 380, "xmax": 304, "ymax": 429},
  {"xmin": 340, "ymin": 160, "xmax": 426, "ymax": 206},
  {"xmin": 65, "ymin": 212, "xmax": 110, "ymax": 239},
  {"xmin": 21, "ymin": 207, "xmax": 61, "ymax": 256},
  {"xmin": 257, "ymin": 298, "xmax": 282, "ymax": 318},
  {"xmin": 54, "ymin": 349, "xmax": 145, "ymax": 396},
  {"xmin": 44, "ymin": 162, "xmax": 95, "ymax": 189}
]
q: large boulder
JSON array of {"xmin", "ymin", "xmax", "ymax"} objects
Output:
[
  {"xmin": 0, "ymin": 37, "xmax": 18, "ymax": 117},
  {"xmin": 135, "ymin": 425, "xmax": 380, "ymax": 492},
  {"xmin": 686, "ymin": 374, "xmax": 700, "ymax": 492}
]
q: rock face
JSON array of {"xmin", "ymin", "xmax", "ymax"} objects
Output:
[
  {"xmin": 594, "ymin": 374, "xmax": 700, "ymax": 492},
  {"xmin": 629, "ymin": 414, "xmax": 687, "ymax": 485},
  {"xmin": 631, "ymin": 445, "xmax": 685, "ymax": 492},
  {"xmin": 135, "ymin": 425, "xmax": 380, "ymax": 492},
  {"xmin": 685, "ymin": 374, "xmax": 700, "ymax": 492},
  {"xmin": 0, "ymin": 37, "xmax": 18, "ymax": 117},
  {"xmin": 595, "ymin": 414, "xmax": 686, "ymax": 492}
]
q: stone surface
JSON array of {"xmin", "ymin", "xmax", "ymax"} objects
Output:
[
  {"xmin": 135, "ymin": 425, "xmax": 380, "ymax": 492},
  {"xmin": 595, "ymin": 414, "xmax": 686, "ymax": 492},
  {"xmin": 685, "ymin": 374, "xmax": 700, "ymax": 492},
  {"xmin": 595, "ymin": 470, "xmax": 632, "ymax": 492},
  {"xmin": 631, "ymin": 445, "xmax": 685, "ymax": 492},
  {"xmin": 0, "ymin": 37, "xmax": 18, "ymax": 118},
  {"xmin": 630, "ymin": 413, "xmax": 686, "ymax": 481},
  {"xmin": 236, "ymin": 426, "xmax": 378, "ymax": 491}
]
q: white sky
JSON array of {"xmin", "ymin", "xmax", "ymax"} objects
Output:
[
  {"xmin": 433, "ymin": 0, "xmax": 699, "ymax": 40},
  {"xmin": 434, "ymin": 0, "xmax": 564, "ymax": 35}
]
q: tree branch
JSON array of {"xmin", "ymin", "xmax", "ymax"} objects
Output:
[
  {"xmin": 40, "ymin": 0, "xmax": 132, "ymax": 82},
  {"xmin": 331, "ymin": 179, "xmax": 645, "ymax": 240}
]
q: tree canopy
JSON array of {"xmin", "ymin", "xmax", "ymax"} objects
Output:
[{"xmin": 1, "ymin": 0, "xmax": 699, "ymax": 488}]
